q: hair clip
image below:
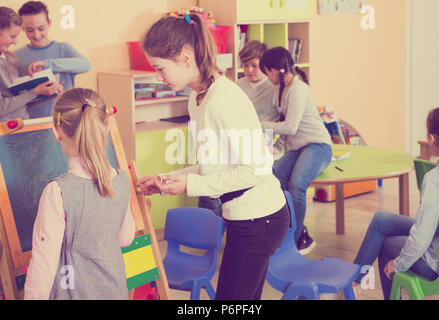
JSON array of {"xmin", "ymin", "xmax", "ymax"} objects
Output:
[
  {"xmin": 106, "ymin": 106, "xmax": 118, "ymax": 116},
  {"xmin": 84, "ymin": 98, "xmax": 97, "ymax": 107},
  {"xmin": 57, "ymin": 112, "xmax": 61, "ymax": 126},
  {"xmin": 184, "ymin": 13, "xmax": 194, "ymax": 24}
]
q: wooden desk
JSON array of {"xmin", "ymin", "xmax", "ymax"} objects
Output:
[
  {"xmin": 418, "ymin": 139, "xmax": 430, "ymax": 160},
  {"xmin": 311, "ymin": 145, "xmax": 415, "ymax": 235}
]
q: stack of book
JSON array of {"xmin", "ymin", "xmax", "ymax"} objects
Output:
[
  {"xmin": 134, "ymin": 74, "xmax": 193, "ymax": 101},
  {"xmin": 288, "ymin": 39, "xmax": 303, "ymax": 64},
  {"xmin": 134, "ymin": 80, "xmax": 176, "ymax": 101}
]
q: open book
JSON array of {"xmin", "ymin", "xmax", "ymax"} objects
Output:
[
  {"xmin": 331, "ymin": 150, "xmax": 351, "ymax": 161},
  {"xmin": 8, "ymin": 69, "xmax": 56, "ymax": 97}
]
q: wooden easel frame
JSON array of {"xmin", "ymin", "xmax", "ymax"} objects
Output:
[{"xmin": 0, "ymin": 116, "xmax": 170, "ymax": 300}]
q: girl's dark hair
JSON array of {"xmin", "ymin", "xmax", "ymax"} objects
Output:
[
  {"xmin": 0, "ymin": 7, "xmax": 22, "ymax": 31},
  {"xmin": 427, "ymin": 107, "xmax": 439, "ymax": 146},
  {"xmin": 18, "ymin": 1, "xmax": 50, "ymax": 21},
  {"xmin": 143, "ymin": 14, "xmax": 220, "ymax": 105},
  {"xmin": 260, "ymin": 46, "xmax": 308, "ymax": 107}
]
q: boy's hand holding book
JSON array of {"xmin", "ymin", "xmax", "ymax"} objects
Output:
[
  {"xmin": 34, "ymin": 80, "xmax": 64, "ymax": 97},
  {"xmin": 28, "ymin": 61, "xmax": 45, "ymax": 77}
]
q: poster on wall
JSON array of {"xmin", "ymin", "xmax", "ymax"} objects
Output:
[{"xmin": 318, "ymin": 0, "xmax": 365, "ymax": 14}]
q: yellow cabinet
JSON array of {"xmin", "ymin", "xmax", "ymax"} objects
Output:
[
  {"xmin": 236, "ymin": 0, "xmax": 277, "ymax": 22},
  {"xmin": 276, "ymin": 0, "xmax": 314, "ymax": 21},
  {"xmin": 236, "ymin": 0, "xmax": 314, "ymax": 22}
]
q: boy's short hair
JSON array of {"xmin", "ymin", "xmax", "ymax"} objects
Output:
[
  {"xmin": 239, "ymin": 40, "xmax": 268, "ymax": 64},
  {"xmin": 18, "ymin": 1, "xmax": 49, "ymax": 20}
]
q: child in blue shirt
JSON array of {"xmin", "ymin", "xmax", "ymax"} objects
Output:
[
  {"xmin": 353, "ymin": 107, "xmax": 439, "ymax": 299},
  {"xmin": 15, "ymin": 1, "xmax": 90, "ymax": 118}
]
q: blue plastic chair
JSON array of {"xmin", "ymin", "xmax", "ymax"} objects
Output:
[
  {"xmin": 266, "ymin": 191, "xmax": 362, "ymax": 300},
  {"xmin": 163, "ymin": 207, "xmax": 224, "ymax": 300}
]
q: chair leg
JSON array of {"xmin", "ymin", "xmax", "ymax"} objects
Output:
[
  {"xmin": 343, "ymin": 285, "xmax": 356, "ymax": 300},
  {"xmin": 390, "ymin": 283, "xmax": 401, "ymax": 300},
  {"xmin": 204, "ymin": 282, "xmax": 216, "ymax": 300},
  {"xmin": 190, "ymin": 282, "xmax": 201, "ymax": 300},
  {"xmin": 282, "ymin": 284, "xmax": 319, "ymax": 300}
]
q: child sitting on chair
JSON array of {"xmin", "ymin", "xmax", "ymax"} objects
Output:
[{"xmin": 353, "ymin": 107, "xmax": 439, "ymax": 299}]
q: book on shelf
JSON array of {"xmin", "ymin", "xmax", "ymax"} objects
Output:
[
  {"xmin": 288, "ymin": 39, "xmax": 303, "ymax": 64},
  {"xmin": 331, "ymin": 150, "xmax": 351, "ymax": 161},
  {"xmin": 8, "ymin": 69, "xmax": 57, "ymax": 98}
]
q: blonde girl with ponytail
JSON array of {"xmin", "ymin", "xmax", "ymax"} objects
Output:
[
  {"xmin": 24, "ymin": 88, "xmax": 135, "ymax": 300},
  {"xmin": 138, "ymin": 14, "xmax": 290, "ymax": 300}
]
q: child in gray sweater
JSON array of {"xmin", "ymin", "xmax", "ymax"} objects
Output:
[{"xmin": 0, "ymin": 7, "xmax": 62, "ymax": 122}]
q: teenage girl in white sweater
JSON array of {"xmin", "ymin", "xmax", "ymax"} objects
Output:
[{"xmin": 137, "ymin": 14, "xmax": 290, "ymax": 300}]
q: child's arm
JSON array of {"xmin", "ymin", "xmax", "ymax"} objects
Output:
[
  {"xmin": 36, "ymin": 43, "xmax": 91, "ymax": 75},
  {"xmin": 119, "ymin": 204, "xmax": 136, "ymax": 248},
  {"xmin": 0, "ymin": 90, "xmax": 38, "ymax": 116},
  {"xmin": 24, "ymin": 181, "xmax": 65, "ymax": 300},
  {"xmin": 393, "ymin": 172, "xmax": 439, "ymax": 272},
  {"xmin": 262, "ymin": 86, "xmax": 307, "ymax": 136}
]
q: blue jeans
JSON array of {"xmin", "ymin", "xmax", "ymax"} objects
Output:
[
  {"xmin": 215, "ymin": 204, "xmax": 290, "ymax": 300},
  {"xmin": 353, "ymin": 211, "xmax": 438, "ymax": 299},
  {"xmin": 273, "ymin": 143, "xmax": 332, "ymax": 242}
]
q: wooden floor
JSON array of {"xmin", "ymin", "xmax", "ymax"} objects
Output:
[{"xmin": 158, "ymin": 170, "xmax": 438, "ymax": 300}]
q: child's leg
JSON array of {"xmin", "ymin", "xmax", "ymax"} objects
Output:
[
  {"xmin": 287, "ymin": 143, "xmax": 332, "ymax": 242},
  {"xmin": 272, "ymin": 150, "xmax": 299, "ymax": 191},
  {"xmin": 215, "ymin": 205, "xmax": 290, "ymax": 300},
  {"xmin": 353, "ymin": 212, "xmax": 415, "ymax": 284}
]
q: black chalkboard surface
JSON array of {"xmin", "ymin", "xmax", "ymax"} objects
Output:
[{"xmin": 0, "ymin": 128, "xmax": 118, "ymax": 255}]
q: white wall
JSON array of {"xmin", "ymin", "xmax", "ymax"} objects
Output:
[{"xmin": 406, "ymin": 0, "xmax": 439, "ymax": 155}]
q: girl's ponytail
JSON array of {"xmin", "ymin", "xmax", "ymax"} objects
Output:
[
  {"xmin": 189, "ymin": 13, "xmax": 219, "ymax": 105},
  {"xmin": 77, "ymin": 105, "xmax": 114, "ymax": 198},
  {"xmin": 54, "ymin": 88, "xmax": 114, "ymax": 198},
  {"xmin": 295, "ymin": 65, "xmax": 309, "ymax": 85}
]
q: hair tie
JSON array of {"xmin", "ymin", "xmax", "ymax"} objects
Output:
[
  {"xmin": 82, "ymin": 104, "xmax": 89, "ymax": 112},
  {"xmin": 184, "ymin": 13, "xmax": 194, "ymax": 24}
]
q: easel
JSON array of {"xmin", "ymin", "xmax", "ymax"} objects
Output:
[{"xmin": 0, "ymin": 115, "xmax": 170, "ymax": 300}]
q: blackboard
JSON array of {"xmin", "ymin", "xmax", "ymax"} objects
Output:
[{"xmin": 0, "ymin": 126, "xmax": 118, "ymax": 258}]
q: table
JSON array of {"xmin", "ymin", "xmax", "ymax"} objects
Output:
[{"xmin": 311, "ymin": 145, "xmax": 415, "ymax": 235}]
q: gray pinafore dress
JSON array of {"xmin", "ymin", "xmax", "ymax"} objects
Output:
[{"xmin": 49, "ymin": 169, "xmax": 131, "ymax": 299}]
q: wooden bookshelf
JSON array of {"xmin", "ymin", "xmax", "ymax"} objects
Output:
[{"xmin": 200, "ymin": 0, "xmax": 314, "ymax": 81}]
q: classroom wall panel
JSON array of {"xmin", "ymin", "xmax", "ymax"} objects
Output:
[
  {"xmin": 4, "ymin": 0, "xmax": 196, "ymax": 90},
  {"xmin": 310, "ymin": 0, "xmax": 406, "ymax": 151}
]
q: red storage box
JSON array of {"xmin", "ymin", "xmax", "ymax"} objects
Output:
[
  {"xmin": 209, "ymin": 25, "xmax": 230, "ymax": 54},
  {"xmin": 127, "ymin": 41, "xmax": 155, "ymax": 71}
]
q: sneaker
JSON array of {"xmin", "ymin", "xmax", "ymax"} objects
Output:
[{"xmin": 297, "ymin": 227, "xmax": 316, "ymax": 255}]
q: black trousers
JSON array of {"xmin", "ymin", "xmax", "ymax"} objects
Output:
[{"xmin": 215, "ymin": 204, "xmax": 290, "ymax": 300}]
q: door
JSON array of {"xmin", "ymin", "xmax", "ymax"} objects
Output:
[{"xmin": 407, "ymin": 0, "xmax": 439, "ymax": 156}]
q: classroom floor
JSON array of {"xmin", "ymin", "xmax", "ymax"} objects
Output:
[{"xmin": 157, "ymin": 170, "xmax": 439, "ymax": 300}]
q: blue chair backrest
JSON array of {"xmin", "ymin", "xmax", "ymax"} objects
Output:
[{"xmin": 164, "ymin": 208, "xmax": 224, "ymax": 250}]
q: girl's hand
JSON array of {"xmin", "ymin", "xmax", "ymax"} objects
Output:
[
  {"xmin": 137, "ymin": 175, "xmax": 161, "ymax": 195},
  {"xmin": 384, "ymin": 259, "xmax": 396, "ymax": 280},
  {"xmin": 157, "ymin": 174, "xmax": 188, "ymax": 195},
  {"xmin": 34, "ymin": 81, "xmax": 64, "ymax": 96},
  {"xmin": 28, "ymin": 61, "xmax": 45, "ymax": 76}
]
